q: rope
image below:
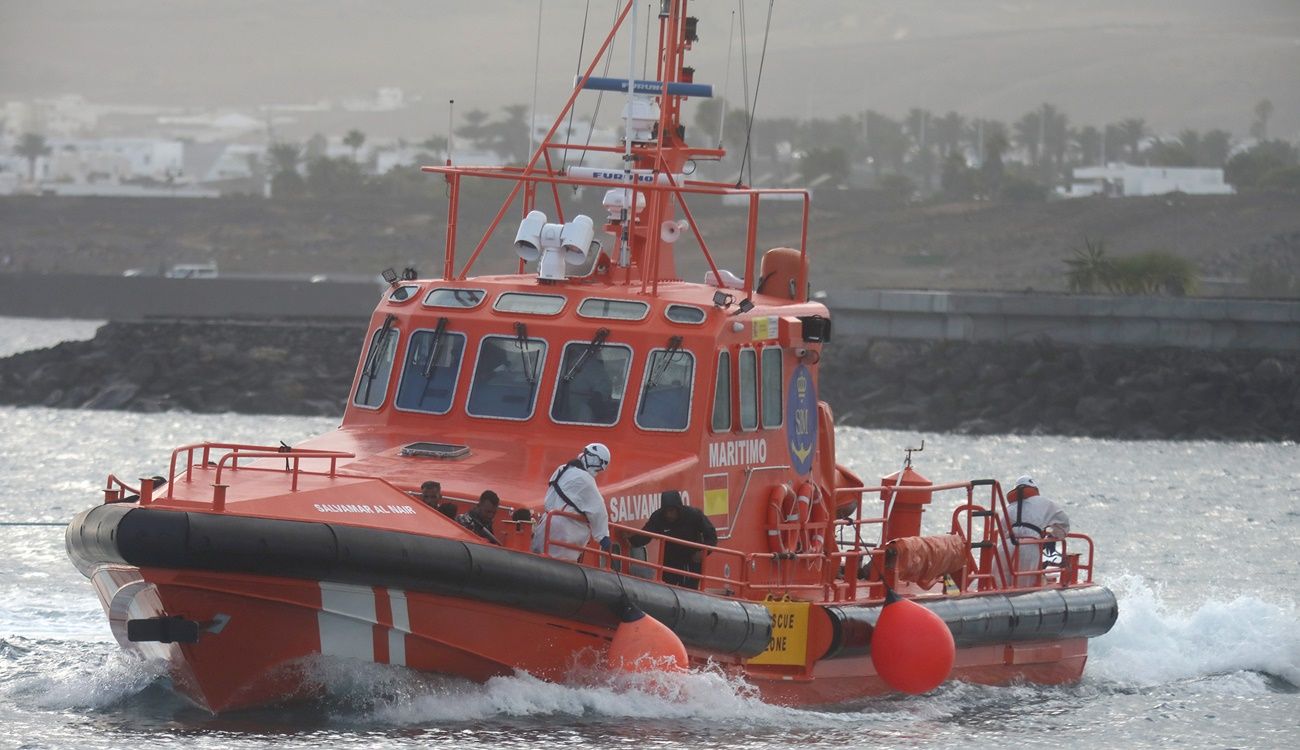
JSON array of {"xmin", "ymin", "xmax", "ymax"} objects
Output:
[
  {"xmin": 641, "ymin": 2, "xmax": 652, "ymax": 79},
  {"xmin": 575, "ymin": 0, "xmax": 621, "ymax": 173},
  {"xmin": 736, "ymin": 0, "xmax": 774, "ymax": 187},
  {"xmin": 0, "ymin": 521, "xmax": 66, "ymax": 527},
  {"xmin": 561, "ymin": 0, "xmax": 592, "ymax": 173},
  {"xmin": 528, "ymin": 0, "xmax": 545, "ymax": 163},
  {"xmin": 717, "ymin": 10, "xmax": 735, "ymax": 149}
]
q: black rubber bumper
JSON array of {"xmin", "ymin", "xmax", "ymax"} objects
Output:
[
  {"xmin": 66, "ymin": 503, "xmax": 773, "ymax": 657},
  {"xmin": 822, "ymin": 585, "xmax": 1119, "ymax": 659}
]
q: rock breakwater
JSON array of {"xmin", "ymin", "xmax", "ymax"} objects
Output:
[
  {"xmin": 1, "ymin": 321, "xmax": 1295, "ymax": 441},
  {"xmin": 819, "ymin": 339, "xmax": 1299, "ymax": 441}
]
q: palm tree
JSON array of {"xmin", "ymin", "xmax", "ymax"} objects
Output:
[
  {"xmin": 14, "ymin": 133, "xmax": 50, "ymax": 181},
  {"xmin": 267, "ymin": 142, "xmax": 302, "ymax": 175},
  {"xmin": 1197, "ymin": 129, "xmax": 1232, "ymax": 167},
  {"xmin": 1117, "ymin": 118, "xmax": 1146, "ymax": 162},
  {"xmin": 1014, "ymin": 110, "xmax": 1042, "ymax": 168},
  {"xmin": 981, "ymin": 128, "xmax": 1009, "ymax": 197},
  {"xmin": 343, "ymin": 129, "xmax": 366, "ymax": 162},
  {"xmin": 1251, "ymin": 99, "xmax": 1274, "ymax": 140},
  {"xmin": 1041, "ymin": 104, "xmax": 1069, "ymax": 183},
  {"xmin": 1072, "ymin": 126, "xmax": 1102, "ymax": 167},
  {"xmin": 933, "ymin": 111, "xmax": 964, "ymax": 158},
  {"xmin": 865, "ymin": 110, "xmax": 907, "ymax": 179}
]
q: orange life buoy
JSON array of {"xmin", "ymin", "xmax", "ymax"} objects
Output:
[
  {"xmin": 766, "ymin": 483, "xmax": 798, "ymax": 554},
  {"xmin": 792, "ymin": 481, "xmax": 818, "ymax": 552},
  {"xmin": 802, "ymin": 483, "xmax": 831, "ymax": 555}
]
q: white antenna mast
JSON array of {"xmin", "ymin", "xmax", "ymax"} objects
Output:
[{"xmin": 619, "ymin": 0, "xmax": 638, "ymax": 268}]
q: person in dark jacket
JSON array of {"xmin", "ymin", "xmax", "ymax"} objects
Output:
[
  {"xmin": 456, "ymin": 490, "xmax": 502, "ymax": 545},
  {"xmin": 628, "ymin": 491, "xmax": 717, "ymax": 589}
]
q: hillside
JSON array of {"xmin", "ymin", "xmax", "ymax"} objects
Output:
[{"xmin": 2, "ymin": 192, "xmax": 1297, "ymax": 296}]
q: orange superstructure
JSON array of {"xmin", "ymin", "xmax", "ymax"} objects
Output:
[{"xmin": 67, "ymin": 0, "xmax": 1115, "ymax": 713}]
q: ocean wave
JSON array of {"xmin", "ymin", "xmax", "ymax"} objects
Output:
[
  {"xmin": 1088, "ymin": 574, "xmax": 1300, "ymax": 689},
  {"xmin": 0, "ymin": 638, "xmax": 165, "ymax": 711}
]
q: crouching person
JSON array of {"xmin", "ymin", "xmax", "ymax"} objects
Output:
[{"xmin": 531, "ymin": 443, "xmax": 612, "ymax": 562}]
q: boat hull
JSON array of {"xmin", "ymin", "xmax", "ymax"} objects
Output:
[{"xmin": 70, "ymin": 504, "xmax": 1117, "ymax": 712}]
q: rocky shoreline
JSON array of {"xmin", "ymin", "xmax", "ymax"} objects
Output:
[{"xmin": 0, "ymin": 320, "xmax": 1295, "ymax": 441}]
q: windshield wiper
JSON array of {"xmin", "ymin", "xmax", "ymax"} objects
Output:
[
  {"xmin": 360, "ymin": 314, "xmax": 397, "ymax": 401},
  {"xmin": 421, "ymin": 317, "xmax": 449, "ymax": 379},
  {"xmin": 514, "ymin": 322, "xmax": 540, "ymax": 385},
  {"xmin": 562, "ymin": 328, "xmax": 610, "ymax": 382},
  {"xmin": 638, "ymin": 335, "xmax": 684, "ymax": 415}
]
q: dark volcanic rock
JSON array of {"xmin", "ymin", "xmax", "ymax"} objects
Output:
[
  {"xmin": 820, "ymin": 338, "xmax": 1300, "ymax": 442},
  {"xmin": 0, "ymin": 320, "xmax": 364, "ymax": 417},
  {"xmin": 1, "ymin": 321, "xmax": 1297, "ymax": 441}
]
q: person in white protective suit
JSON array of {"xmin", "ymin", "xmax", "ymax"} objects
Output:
[
  {"xmin": 531, "ymin": 443, "xmax": 612, "ymax": 561},
  {"xmin": 1001, "ymin": 474, "xmax": 1071, "ymax": 587}
]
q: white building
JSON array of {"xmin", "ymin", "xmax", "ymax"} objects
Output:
[
  {"xmin": 42, "ymin": 137, "xmax": 186, "ymax": 183},
  {"xmin": 1064, "ymin": 163, "xmax": 1234, "ymax": 198}
]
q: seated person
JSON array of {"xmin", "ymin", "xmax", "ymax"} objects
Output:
[
  {"xmin": 456, "ymin": 490, "xmax": 502, "ymax": 545},
  {"xmin": 417, "ymin": 480, "xmax": 442, "ymax": 509},
  {"xmin": 436, "ymin": 501, "xmax": 458, "ymax": 519},
  {"xmin": 628, "ymin": 491, "xmax": 717, "ymax": 589}
]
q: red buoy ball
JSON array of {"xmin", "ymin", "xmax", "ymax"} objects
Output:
[
  {"xmin": 869, "ymin": 596, "xmax": 956, "ymax": 694},
  {"xmin": 607, "ymin": 607, "xmax": 688, "ymax": 673}
]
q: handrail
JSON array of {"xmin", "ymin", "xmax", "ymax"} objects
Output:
[{"xmin": 164, "ymin": 441, "xmax": 355, "ymax": 501}]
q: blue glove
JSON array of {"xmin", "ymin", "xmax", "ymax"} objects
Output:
[{"xmin": 599, "ymin": 536, "xmax": 612, "ymax": 552}]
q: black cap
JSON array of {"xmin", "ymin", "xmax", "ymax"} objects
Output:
[{"xmin": 660, "ymin": 490, "xmax": 683, "ymax": 508}]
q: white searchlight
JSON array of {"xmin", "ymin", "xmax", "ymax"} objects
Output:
[{"xmin": 515, "ymin": 210, "xmax": 595, "ymax": 282}]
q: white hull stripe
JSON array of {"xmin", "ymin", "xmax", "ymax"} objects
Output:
[
  {"xmin": 387, "ymin": 588, "xmax": 409, "ymax": 667},
  {"xmin": 318, "ymin": 582, "xmax": 377, "ymax": 662}
]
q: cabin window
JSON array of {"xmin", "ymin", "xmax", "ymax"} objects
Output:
[
  {"xmin": 635, "ymin": 345, "xmax": 695, "ymax": 431},
  {"xmin": 389, "ymin": 284, "xmax": 420, "ymax": 302},
  {"xmin": 466, "ymin": 334, "xmax": 548, "ymax": 420},
  {"xmin": 711, "ymin": 350, "xmax": 732, "ymax": 431},
  {"xmin": 761, "ymin": 347, "xmax": 783, "ymax": 428},
  {"xmin": 494, "ymin": 292, "xmax": 566, "ymax": 315},
  {"xmin": 578, "ymin": 298, "xmax": 649, "ymax": 321},
  {"xmin": 550, "ymin": 340, "xmax": 632, "ymax": 425},
  {"xmin": 665, "ymin": 304, "xmax": 707, "ymax": 325},
  {"xmin": 394, "ymin": 327, "xmax": 466, "ymax": 414},
  {"xmin": 738, "ymin": 348, "xmax": 758, "ymax": 431},
  {"xmin": 353, "ymin": 323, "xmax": 399, "ymax": 409},
  {"xmin": 424, "ymin": 288, "xmax": 485, "ymax": 308}
]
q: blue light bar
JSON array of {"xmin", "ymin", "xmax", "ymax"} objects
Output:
[{"xmin": 578, "ymin": 76, "xmax": 713, "ymax": 98}]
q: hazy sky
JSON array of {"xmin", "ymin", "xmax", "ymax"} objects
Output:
[{"xmin": 2, "ymin": 0, "xmax": 1299, "ymax": 138}]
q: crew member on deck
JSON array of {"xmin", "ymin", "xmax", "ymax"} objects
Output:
[
  {"xmin": 628, "ymin": 491, "xmax": 717, "ymax": 589},
  {"xmin": 1004, "ymin": 474, "xmax": 1071, "ymax": 586},
  {"xmin": 456, "ymin": 490, "xmax": 502, "ymax": 545},
  {"xmin": 531, "ymin": 443, "xmax": 612, "ymax": 561},
  {"xmin": 418, "ymin": 481, "xmax": 442, "ymax": 509}
]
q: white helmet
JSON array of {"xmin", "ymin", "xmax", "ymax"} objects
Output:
[{"xmin": 580, "ymin": 442, "xmax": 611, "ymax": 474}]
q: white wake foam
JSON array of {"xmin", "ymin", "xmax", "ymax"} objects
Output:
[
  {"xmin": 1, "ymin": 639, "xmax": 165, "ymax": 710},
  {"xmin": 1089, "ymin": 575, "xmax": 1300, "ymax": 688}
]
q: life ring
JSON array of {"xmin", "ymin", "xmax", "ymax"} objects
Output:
[
  {"xmin": 792, "ymin": 481, "xmax": 818, "ymax": 551},
  {"xmin": 801, "ymin": 482, "xmax": 831, "ymax": 555},
  {"xmin": 766, "ymin": 483, "xmax": 798, "ymax": 554}
]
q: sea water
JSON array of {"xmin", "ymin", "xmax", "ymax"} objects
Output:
[{"xmin": 1, "ymin": 317, "xmax": 1297, "ymax": 749}]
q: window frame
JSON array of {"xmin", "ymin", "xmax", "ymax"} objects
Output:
[
  {"xmin": 664, "ymin": 303, "xmax": 708, "ymax": 325},
  {"xmin": 423, "ymin": 287, "xmax": 487, "ymax": 309},
  {"xmin": 352, "ymin": 325, "xmax": 401, "ymax": 411},
  {"xmin": 710, "ymin": 349, "xmax": 732, "ymax": 433},
  {"xmin": 392, "ymin": 327, "xmax": 468, "ymax": 416},
  {"xmin": 633, "ymin": 346, "xmax": 697, "ymax": 433},
  {"xmin": 492, "ymin": 291, "xmax": 567, "ymax": 316},
  {"xmin": 737, "ymin": 346, "xmax": 759, "ymax": 432},
  {"xmin": 547, "ymin": 338, "xmax": 635, "ymax": 427},
  {"xmin": 760, "ymin": 345, "xmax": 784, "ymax": 429},
  {"xmin": 464, "ymin": 333, "xmax": 549, "ymax": 422},
  {"xmin": 577, "ymin": 297, "xmax": 650, "ymax": 321}
]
